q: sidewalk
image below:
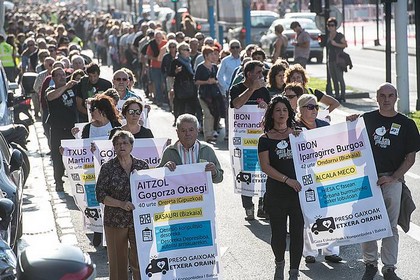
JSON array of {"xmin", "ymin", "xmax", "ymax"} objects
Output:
[{"xmin": 17, "ymin": 120, "xmax": 77, "ymax": 254}]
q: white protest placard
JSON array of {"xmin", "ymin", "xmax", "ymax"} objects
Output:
[
  {"xmin": 290, "ymin": 118, "xmax": 392, "ymax": 249},
  {"xmin": 61, "ymin": 139, "xmax": 103, "ymax": 232},
  {"xmin": 130, "ymin": 163, "xmax": 221, "ymax": 279},
  {"xmin": 93, "ymin": 138, "xmax": 168, "ymax": 179},
  {"xmin": 73, "ymin": 122, "xmax": 89, "ymax": 139},
  {"xmin": 228, "ymin": 105, "xmax": 266, "ymax": 196}
]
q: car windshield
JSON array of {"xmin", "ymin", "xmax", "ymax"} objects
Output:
[{"xmin": 251, "ymin": 15, "xmax": 277, "ymax": 28}]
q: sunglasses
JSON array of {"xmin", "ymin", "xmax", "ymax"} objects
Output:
[
  {"xmin": 303, "ymin": 104, "xmax": 319, "ymax": 110},
  {"xmin": 327, "ymin": 24, "xmax": 336, "ymax": 27},
  {"xmin": 181, "ymin": 48, "xmax": 191, "ymax": 51},
  {"xmin": 285, "ymin": 94, "xmax": 297, "ymax": 99},
  {"xmin": 231, "ymin": 46, "xmax": 240, "ymax": 49},
  {"xmin": 115, "ymin": 77, "xmax": 128, "ymax": 82},
  {"xmin": 89, "ymin": 106, "xmax": 98, "ymax": 112},
  {"xmin": 127, "ymin": 109, "xmax": 141, "ymax": 115}
]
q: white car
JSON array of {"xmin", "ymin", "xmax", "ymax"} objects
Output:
[{"xmin": 227, "ymin": 10, "xmax": 279, "ymax": 46}]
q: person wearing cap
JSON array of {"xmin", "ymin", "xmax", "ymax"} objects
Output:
[
  {"xmin": 175, "ymin": 31, "xmax": 185, "ymax": 44},
  {"xmin": 194, "ymin": 32, "xmax": 205, "ymax": 49},
  {"xmin": 290, "ymin": 21, "xmax": 310, "ymax": 69}
]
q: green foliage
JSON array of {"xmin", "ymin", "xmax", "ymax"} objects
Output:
[{"xmin": 408, "ymin": 111, "xmax": 420, "ymax": 130}]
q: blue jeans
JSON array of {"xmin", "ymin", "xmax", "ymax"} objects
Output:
[{"xmin": 150, "ymin": 67, "xmax": 164, "ymax": 104}]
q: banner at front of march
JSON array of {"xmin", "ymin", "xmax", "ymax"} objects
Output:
[
  {"xmin": 290, "ymin": 118, "xmax": 392, "ymax": 249},
  {"xmin": 228, "ymin": 105, "xmax": 266, "ymax": 196},
  {"xmin": 61, "ymin": 139, "xmax": 103, "ymax": 232},
  {"xmin": 130, "ymin": 163, "xmax": 221, "ymax": 279},
  {"xmin": 93, "ymin": 138, "xmax": 169, "ymax": 180}
]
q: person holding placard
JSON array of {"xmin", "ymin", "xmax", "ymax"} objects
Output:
[
  {"xmin": 96, "ymin": 130, "xmax": 149, "ymax": 280},
  {"xmin": 258, "ymin": 96, "xmax": 303, "ymax": 280},
  {"xmin": 295, "ymin": 94, "xmax": 342, "ymax": 264},
  {"xmin": 357, "ymin": 83, "xmax": 420, "ymax": 280},
  {"xmin": 159, "ymin": 114, "xmax": 223, "ymax": 184}
]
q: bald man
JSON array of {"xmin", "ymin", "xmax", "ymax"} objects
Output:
[{"xmin": 360, "ymin": 83, "xmax": 420, "ymax": 280}]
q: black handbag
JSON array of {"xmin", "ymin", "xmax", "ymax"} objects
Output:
[{"xmin": 176, "ymin": 79, "xmax": 196, "ymax": 99}]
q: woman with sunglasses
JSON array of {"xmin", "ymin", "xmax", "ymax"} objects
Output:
[
  {"xmin": 284, "ymin": 64, "xmax": 340, "ymax": 114},
  {"xmin": 169, "ymin": 42, "xmax": 200, "ymax": 122},
  {"xmin": 71, "ymin": 95, "xmax": 121, "ymax": 247},
  {"xmin": 109, "ymin": 98, "xmax": 153, "ymax": 139},
  {"xmin": 295, "ymin": 94, "xmax": 342, "ymax": 265},
  {"xmin": 78, "ymin": 95, "xmax": 121, "ymax": 139},
  {"xmin": 258, "ymin": 96, "xmax": 303, "ymax": 280}
]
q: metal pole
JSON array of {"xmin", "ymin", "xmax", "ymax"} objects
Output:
[
  {"xmin": 374, "ymin": 0, "xmax": 380, "ymax": 45},
  {"xmin": 325, "ymin": 0, "xmax": 332, "ymax": 95},
  {"xmin": 243, "ymin": 0, "xmax": 251, "ymax": 46},
  {"xmin": 353, "ymin": 26, "xmax": 356, "ymax": 46},
  {"xmin": 415, "ymin": 0, "xmax": 420, "ymax": 110},
  {"xmin": 342, "ymin": 0, "xmax": 345, "ymax": 36},
  {"xmin": 385, "ymin": 0, "xmax": 391, "ymax": 83},
  {"xmin": 208, "ymin": 0, "xmax": 216, "ymax": 39},
  {"xmin": 362, "ymin": 26, "xmax": 364, "ymax": 48},
  {"xmin": 395, "ymin": 0, "xmax": 409, "ymax": 113}
]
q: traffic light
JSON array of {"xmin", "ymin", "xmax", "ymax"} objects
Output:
[
  {"xmin": 171, "ymin": 0, "xmax": 179, "ymax": 2},
  {"xmin": 309, "ymin": 0, "xmax": 322, "ymax": 14}
]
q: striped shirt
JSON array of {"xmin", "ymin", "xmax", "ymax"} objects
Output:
[{"xmin": 176, "ymin": 140, "xmax": 200, "ymax": 165}]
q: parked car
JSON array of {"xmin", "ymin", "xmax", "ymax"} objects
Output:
[
  {"xmin": 227, "ymin": 10, "xmax": 279, "ymax": 46},
  {"xmin": 260, "ymin": 18, "xmax": 324, "ymax": 63},
  {"xmin": 0, "ymin": 132, "xmax": 25, "ymax": 251},
  {"xmin": 284, "ymin": 12, "xmax": 317, "ymax": 22}
]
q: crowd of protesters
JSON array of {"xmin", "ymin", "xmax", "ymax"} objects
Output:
[{"xmin": 1, "ymin": 2, "xmax": 419, "ymax": 280}]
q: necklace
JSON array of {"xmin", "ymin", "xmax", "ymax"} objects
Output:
[{"xmin": 272, "ymin": 127, "xmax": 289, "ymax": 134}]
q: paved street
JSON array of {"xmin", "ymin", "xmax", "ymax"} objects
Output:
[{"xmin": 18, "ymin": 49, "xmax": 420, "ymax": 280}]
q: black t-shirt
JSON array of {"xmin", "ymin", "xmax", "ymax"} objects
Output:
[
  {"xmin": 229, "ymin": 82, "xmax": 271, "ymax": 108},
  {"xmin": 109, "ymin": 126, "xmax": 154, "ymax": 139},
  {"xmin": 363, "ymin": 110, "xmax": 420, "ymax": 173},
  {"xmin": 74, "ymin": 76, "xmax": 113, "ymax": 100},
  {"xmin": 327, "ymin": 32, "xmax": 345, "ymax": 61},
  {"xmin": 195, "ymin": 63, "xmax": 218, "ymax": 96},
  {"xmin": 46, "ymin": 86, "xmax": 77, "ymax": 128},
  {"xmin": 258, "ymin": 135, "xmax": 299, "ymax": 210}
]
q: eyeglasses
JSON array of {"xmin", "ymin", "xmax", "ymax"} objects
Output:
[
  {"xmin": 114, "ymin": 77, "xmax": 128, "ymax": 82},
  {"xmin": 327, "ymin": 24, "xmax": 336, "ymax": 27},
  {"xmin": 181, "ymin": 48, "xmax": 191, "ymax": 52},
  {"xmin": 285, "ymin": 95, "xmax": 297, "ymax": 99},
  {"xmin": 231, "ymin": 46, "xmax": 240, "ymax": 49},
  {"xmin": 303, "ymin": 104, "xmax": 319, "ymax": 110},
  {"xmin": 127, "ymin": 109, "xmax": 141, "ymax": 115},
  {"xmin": 89, "ymin": 106, "xmax": 98, "ymax": 112}
]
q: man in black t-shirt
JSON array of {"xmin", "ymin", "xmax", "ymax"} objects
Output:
[
  {"xmin": 360, "ymin": 83, "xmax": 420, "ymax": 280},
  {"xmin": 74, "ymin": 63, "xmax": 112, "ymax": 122},
  {"xmin": 46, "ymin": 68, "xmax": 79, "ymax": 192},
  {"xmin": 230, "ymin": 60, "xmax": 271, "ymax": 221}
]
